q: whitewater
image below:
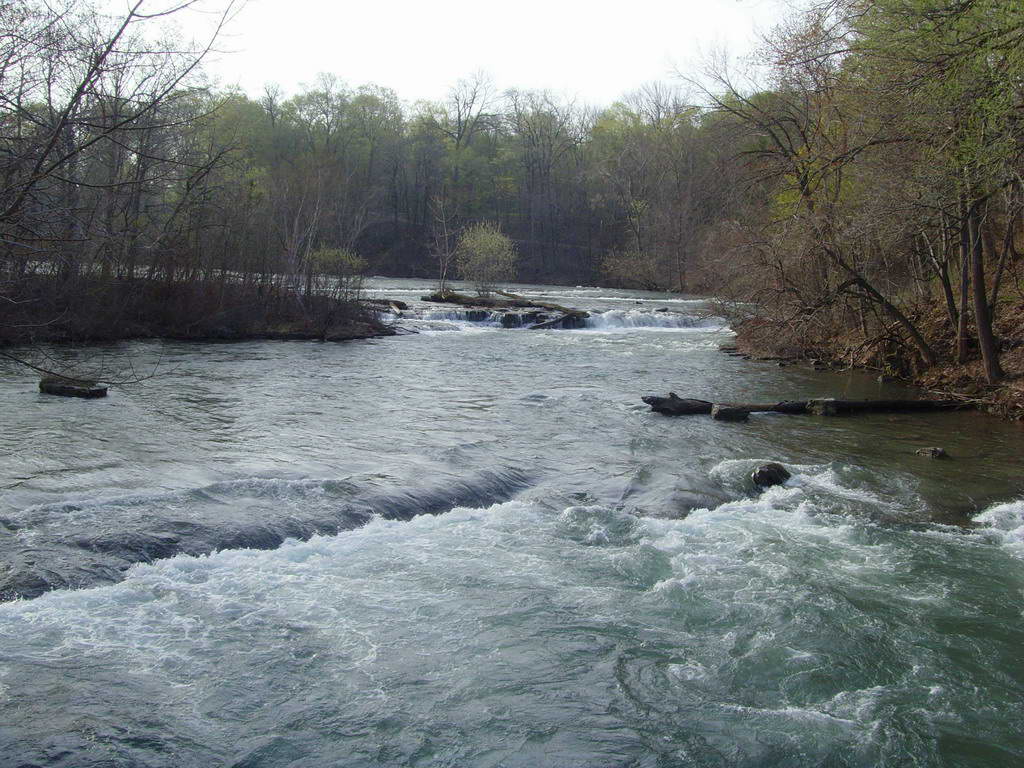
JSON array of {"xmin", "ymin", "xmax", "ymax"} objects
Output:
[{"xmin": 1, "ymin": 279, "xmax": 1022, "ymax": 767}]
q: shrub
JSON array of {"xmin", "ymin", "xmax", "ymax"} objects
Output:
[{"xmin": 454, "ymin": 223, "xmax": 518, "ymax": 297}]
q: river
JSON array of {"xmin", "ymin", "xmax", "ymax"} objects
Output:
[{"xmin": 1, "ymin": 279, "xmax": 1023, "ymax": 766}]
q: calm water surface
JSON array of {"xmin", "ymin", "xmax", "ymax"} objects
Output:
[{"xmin": 1, "ymin": 279, "xmax": 1022, "ymax": 767}]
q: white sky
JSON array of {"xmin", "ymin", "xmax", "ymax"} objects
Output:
[{"xmin": 174, "ymin": 0, "xmax": 791, "ymax": 106}]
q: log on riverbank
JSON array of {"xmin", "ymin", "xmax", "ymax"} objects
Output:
[{"xmin": 641, "ymin": 392, "xmax": 969, "ymax": 417}]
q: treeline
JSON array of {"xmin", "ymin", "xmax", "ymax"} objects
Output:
[
  {"xmin": 702, "ymin": 0, "xmax": 1024, "ymax": 385},
  {"xmin": 0, "ymin": 0, "xmax": 740, "ymax": 319},
  {"xmin": 152, "ymin": 74, "xmax": 739, "ymax": 290},
  {"xmin": 2, "ymin": 0, "xmax": 1022, "ymax": 386}
]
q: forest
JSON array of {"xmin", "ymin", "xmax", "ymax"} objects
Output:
[{"xmin": 1, "ymin": 0, "xmax": 1022, "ymax": 403}]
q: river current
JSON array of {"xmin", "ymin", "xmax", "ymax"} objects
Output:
[{"xmin": 1, "ymin": 279, "xmax": 1023, "ymax": 767}]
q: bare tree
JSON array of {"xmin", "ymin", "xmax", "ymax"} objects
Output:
[{"xmin": 0, "ymin": 0, "xmax": 240, "ymax": 379}]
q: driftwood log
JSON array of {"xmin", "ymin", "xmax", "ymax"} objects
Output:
[{"xmin": 642, "ymin": 392, "xmax": 968, "ymax": 417}]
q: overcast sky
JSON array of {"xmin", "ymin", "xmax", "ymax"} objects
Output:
[{"xmin": 179, "ymin": 0, "xmax": 790, "ymax": 106}]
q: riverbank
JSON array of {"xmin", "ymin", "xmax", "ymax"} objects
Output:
[
  {"xmin": 730, "ymin": 297, "xmax": 1024, "ymax": 421},
  {"xmin": 0, "ymin": 276, "xmax": 394, "ymax": 348}
]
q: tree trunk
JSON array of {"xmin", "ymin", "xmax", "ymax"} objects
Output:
[
  {"xmin": 956, "ymin": 214, "xmax": 971, "ymax": 364},
  {"xmin": 969, "ymin": 204, "xmax": 1003, "ymax": 383},
  {"xmin": 987, "ymin": 212, "xmax": 1016, "ymax": 312},
  {"xmin": 841, "ymin": 270, "xmax": 937, "ymax": 367},
  {"xmin": 926, "ymin": 225, "xmax": 958, "ymax": 333}
]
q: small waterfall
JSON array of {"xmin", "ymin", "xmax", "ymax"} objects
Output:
[
  {"xmin": 415, "ymin": 309, "xmax": 552, "ymax": 329},
  {"xmin": 421, "ymin": 309, "xmax": 504, "ymax": 325},
  {"xmin": 582, "ymin": 310, "xmax": 722, "ymax": 330},
  {"xmin": 403, "ymin": 307, "xmax": 723, "ymax": 332}
]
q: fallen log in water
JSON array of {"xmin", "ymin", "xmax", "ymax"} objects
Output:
[
  {"xmin": 642, "ymin": 393, "xmax": 713, "ymax": 415},
  {"xmin": 803, "ymin": 398, "xmax": 968, "ymax": 415},
  {"xmin": 641, "ymin": 393, "xmax": 807, "ymax": 415},
  {"xmin": 641, "ymin": 392, "xmax": 968, "ymax": 417}
]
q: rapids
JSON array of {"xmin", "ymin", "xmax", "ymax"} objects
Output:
[{"xmin": 1, "ymin": 279, "xmax": 1022, "ymax": 766}]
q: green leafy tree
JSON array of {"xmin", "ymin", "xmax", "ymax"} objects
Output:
[
  {"xmin": 455, "ymin": 222, "xmax": 518, "ymax": 296},
  {"xmin": 849, "ymin": 0, "xmax": 1024, "ymax": 381}
]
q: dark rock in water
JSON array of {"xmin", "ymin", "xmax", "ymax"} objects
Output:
[
  {"xmin": 656, "ymin": 307, "xmax": 669, "ymax": 312},
  {"xmin": 529, "ymin": 312, "xmax": 587, "ymax": 330},
  {"xmin": 752, "ymin": 462, "xmax": 791, "ymax": 487},
  {"xmin": 502, "ymin": 311, "xmax": 551, "ymax": 328},
  {"xmin": 39, "ymin": 376, "xmax": 107, "ymax": 398},
  {"xmin": 711, "ymin": 404, "xmax": 749, "ymax": 422},
  {"xmin": 878, "ymin": 375, "xmax": 897, "ymax": 383},
  {"xmin": 916, "ymin": 447, "xmax": 948, "ymax": 459}
]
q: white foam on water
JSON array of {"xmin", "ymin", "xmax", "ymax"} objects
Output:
[
  {"xmin": 515, "ymin": 292, "xmax": 707, "ymax": 305},
  {"xmin": 1, "ymin": 478, "xmax": 1020, "ymax": 764},
  {"xmin": 420, "ymin": 310, "xmax": 505, "ymax": 325},
  {"xmin": 581, "ymin": 310, "xmax": 726, "ymax": 331},
  {"xmin": 396, "ymin": 308, "xmax": 732, "ymax": 336},
  {"xmin": 409, "ymin": 321, "xmax": 502, "ymax": 335},
  {"xmin": 720, "ymin": 702, "xmax": 862, "ymax": 729},
  {"xmin": 973, "ymin": 499, "xmax": 1024, "ymax": 556},
  {"xmin": 641, "ymin": 460, "xmax": 931, "ymax": 603}
]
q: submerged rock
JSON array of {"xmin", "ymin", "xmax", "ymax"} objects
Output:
[
  {"xmin": 916, "ymin": 447, "xmax": 948, "ymax": 459},
  {"xmin": 751, "ymin": 462, "xmax": 791, "ymax": 488},
  {"xmin": 39, "ymin": 376, "xmax": 107, "ymax": 398}
]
